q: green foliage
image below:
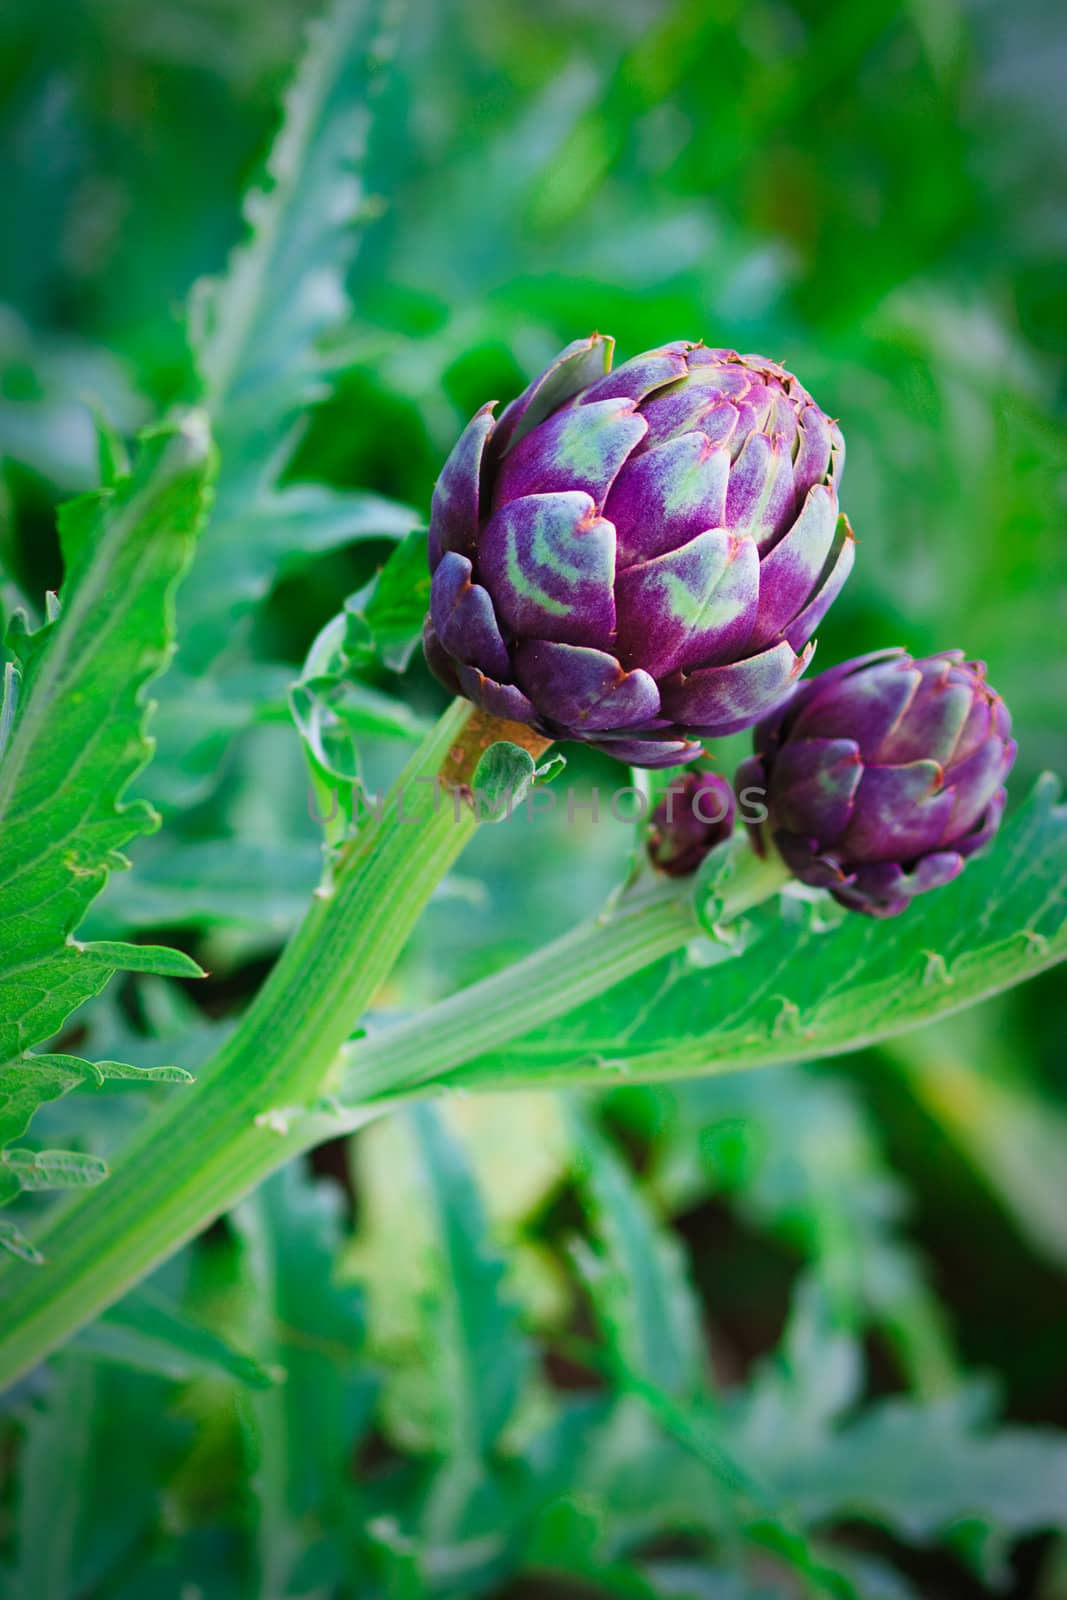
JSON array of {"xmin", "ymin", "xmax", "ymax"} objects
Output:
[
  {"xmin": 405, "ymin": 1103, "xmax": 531, "ymax": 1461},
  {"xmin": 181, "ymin": 0, "xmax": 415, "ymax": 673},
  {"xmin": 140, "ymin": 0, "xmax": 418, "ymax": 821},
  {"xmin": 8, "ymin": 1359, "xmax": 98, "ymax": 1600},
  {"xmin": 290, "ymin": 533, "xmax": 435, "ymax": 842},
  {"xmin": 728, "ymin": 1280, "xmax": 1067, "ymax": 1575},
  {"xmin": 5, "ymin": 1356, "xmax": 209, "ymax": 1600},
  {"xmin": 0, "ymin": 423, "xmax": 212, "ymax": 1254},
  {"xmin": 2, "ymin": 0, "xmax": 1067, "ymax": 1594},
  {"xmin": 93, "ymin": 838, "xmax": 323, "ymax": 937},
  {"xmin": 568, "ymin": 1098, "xmax": 705, "ymax": 1401},
  {"xmin": 447, "ymin": 776, "xmax": 1067, "ymax": 1091},
  {"xmin": 234, "ymin": 1165, "xmax": 376, "ymax": 1596},
  {"xmin": 68, "ymin": 1283, "xmax": 280, "ymax": 1389},
  {"xmin": 347, "ymin": 1104, "xmax": 531, "ymax": 1464},
  {"xmin": 345, "ymin": 528, "xmax": 434, "ymax": 675},
  {"xmin": 3, "ymin": 1095, "xmax": 1067, "ymax": 1599}
]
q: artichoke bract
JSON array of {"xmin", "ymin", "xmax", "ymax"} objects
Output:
[
  {"xmin": 736, "ymin": 649, "xmax": 1016, "ymax": 917},
  {"xmin": 424, "ymin": 334, "xmax": 854, "ymax": 768},
  {"xmin": 647, "ymin": 770, "xmax": 736, "ymax": 877}
]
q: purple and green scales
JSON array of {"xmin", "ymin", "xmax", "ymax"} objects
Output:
[
  {"xmin": 424, "ymin": 335, "xmax": 855, "ymax": 768},
  {"xmin": 737, "ymin": 649, "xmax": 1017, "ymax": 917}
]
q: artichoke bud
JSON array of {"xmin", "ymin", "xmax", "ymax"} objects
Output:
[
  {"xmin": 424, "ymin": 335, "xmax": 854, "ymax": 768},
  {"xmin": 736, "ymin": 649, "xmax": 1016, "ymax": 917},
  {"xmin": 647, "ymin": 770, "xmax": 737, "ymax": 878}
]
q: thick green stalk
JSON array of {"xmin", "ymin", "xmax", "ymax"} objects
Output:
[
  {"xmin": 0, "ymin": 739, "xmax": 788, "ymax": 1391},
  {"xmin": 0, "ymin": 699, "xmax": 486, "ymax": 1389},
  {"xmin": 299, "ymin": 846, "xmax": 791, "ymax": 1128}
]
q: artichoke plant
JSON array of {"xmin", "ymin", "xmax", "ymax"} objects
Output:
[
  {"xmin": 736, "ymin": 649, "xmax": 1016, "ymax": 917},
  {"xmin": 647, "ymin": 770, "xmax": 736, "ymax": 877},
  {"xmin": 424, "ymin": 334, "xmax": 854, "ymax": 767}
]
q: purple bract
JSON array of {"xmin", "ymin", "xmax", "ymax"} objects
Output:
[
  {"xmin": 735, "ymin": 649, "xmax": 1016, "ymax": 917},
  {"xmin": 424, "ymin": 334, "xmax": 854, "ymax": 768},
  {"xmin": 647, "ymin": 770, "xmax": 737, "ymax": 877}
]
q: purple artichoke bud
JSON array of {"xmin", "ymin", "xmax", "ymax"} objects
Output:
[
  {"xmin": 647, "ymin": 770, "xmax": 737, "ymax": 877},
  {"xmin": 735, "ymin": 649, "xmax": 1017, "ymax": 918},
  {"xmin": 424, "ymin": 334, "xmax": 854, "ymax": 769}
]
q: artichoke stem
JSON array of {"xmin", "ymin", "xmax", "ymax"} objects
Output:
[{"xmin": 0, "ymin": 698, "xmax": 485, "ymax": 1389}]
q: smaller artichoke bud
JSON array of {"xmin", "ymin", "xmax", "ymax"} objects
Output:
[
  {"xmin": 647, "ymin": 770, "xmax": 736, "ymax": 877},
  {"xmin": 735, "ymin": 649, "xmax": 1016, "ymax": 918}
]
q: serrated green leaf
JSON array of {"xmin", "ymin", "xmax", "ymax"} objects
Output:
[
  {"xmin": 30, "ymin": 1056, "xmax": 194, "ymax": 1088},
  {"xmin": 406, "ymin": 1103, "xmax": 531, "ymax": 1460},
  {"xmin": 742, "ymin": 1384, "xmax": 1067, "ymax": 1541},
  {"xmin": 446, "ymin": 777, "xmax": 1067, "ymax": 1091},
  {"xmin": 0, "ymin": 1057, "xmax": 192, "ymax": 1158},
  {"xmin": 642, "ymin": 1067, "xmax": 953, "ymax": 1395},
  {"xmin": 704, "ymin": 1275, "xmax": 1067, "ymax": 1557},
  {"xmin": 0, "ymin": 421, "xmax": 211, "ymax": 1223},
  {"xmin": 747, "ymin": 1276, "xmax": 863, "ymax": 1442},
  {"xmin": 180, "ymin": 0, "xmax": 407, "ymax": 671},
  {"xmin": 572, "ymin": 1384, "xmax": 840, "ymax": 1593},
  {"xmin": 567, "ymin": 1099, "xmax": 705, "ymax": 1401}
]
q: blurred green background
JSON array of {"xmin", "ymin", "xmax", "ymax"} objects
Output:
[{"xmin": 1, "ymin": 0, "xmax": 1066, "ymax": 1595}]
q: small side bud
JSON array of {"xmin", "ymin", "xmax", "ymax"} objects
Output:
[
  {"xmin": 646, "ymin": 770, "xmax": 736, "ymax": 878},
  {"xmin": 738, "ymin": 648, "xmax": 1016, "ymax": 917}
]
